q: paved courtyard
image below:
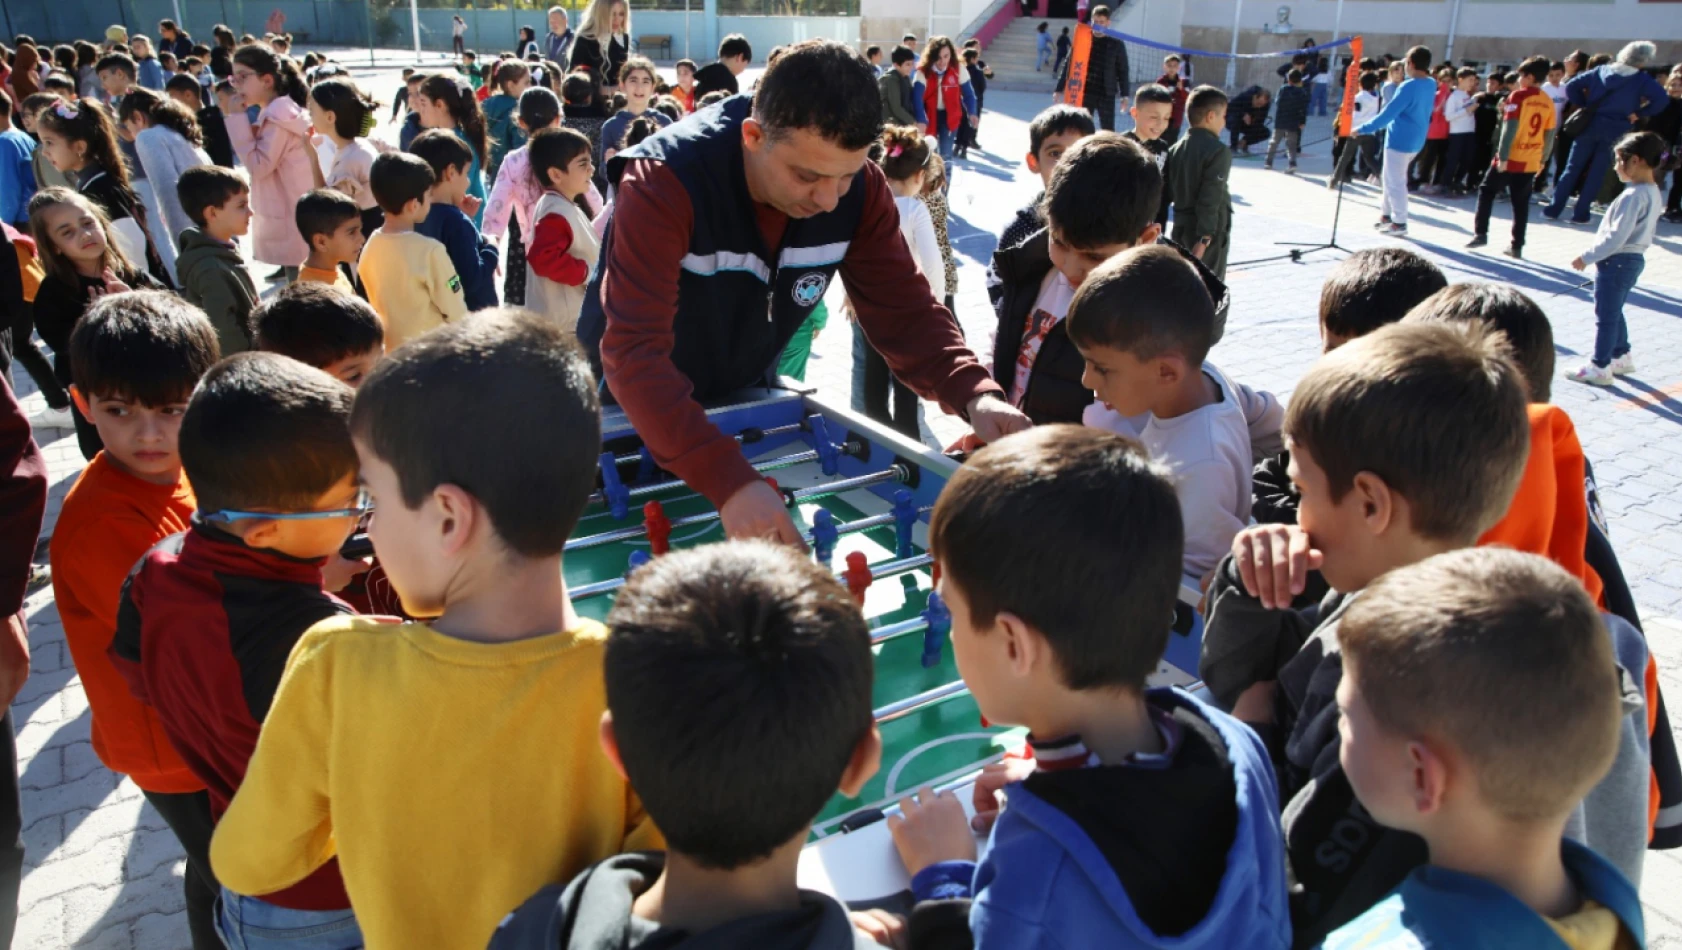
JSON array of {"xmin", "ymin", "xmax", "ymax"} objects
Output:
[{"xmin": 7, "ymin": 57, "xmax": 1682, "ymax": 947}]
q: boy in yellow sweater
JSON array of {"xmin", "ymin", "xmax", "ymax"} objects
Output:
[
  {"xmin": 357, "ymin": 152, "xmax": 466, "ymax": 349},
  {"xmin": 210, "ymin": 309, "xmax": 662, "ymax": 950}
]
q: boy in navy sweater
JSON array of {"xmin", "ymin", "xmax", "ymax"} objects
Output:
[
  {"xmin": 1265, "ymin": 69, "xmax": 1310, "ymax": 173},
  {"xmin": 890, "ymin": 426, "xmax": 1290, "ymax": 948},
  {"xmin": 410, "ymin": 130, "xmax": 500, "ymax": 312}
]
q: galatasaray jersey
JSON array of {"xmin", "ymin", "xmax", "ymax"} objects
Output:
[{"xmin": 1498, "ymin": 86, "xmax": 1556, "ymax": 174}]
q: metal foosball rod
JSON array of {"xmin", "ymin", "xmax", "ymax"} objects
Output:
[
  {"xmin": 603, "ymin": 422, "xmax": 809, "ymax": 468},
  {"xmin": 872, "ymin": 681, "xmax": 971, "ymax": 724},
  {"xmin": 572, "ymin": 549, "xmax": 936, "ymax": 602},
  {"xmin": 567, "ymin": 496, "xmax": 932, "ymax": 554}
]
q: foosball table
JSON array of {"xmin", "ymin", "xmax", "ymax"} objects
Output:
[{"xmin": 565, "ymin": 388, "xmax": 1208, "ymax": 904}]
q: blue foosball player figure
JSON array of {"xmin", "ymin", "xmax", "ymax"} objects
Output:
[
  {"xmin": 921, "ymin": 590, "xmax": 951, "ymax": 668},
  {"xmin": 811, "ymin": 509, "xmax": 839, "ymax": 568},
  {"xmin": 626, "ymin": 550, "xmax": 652, "ymax": 577},
  {"xmin": 892, "ymin": 489, "xmax": 917, "ymax": 558}
]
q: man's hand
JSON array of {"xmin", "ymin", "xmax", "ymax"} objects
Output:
[
  {"xmin": 889, "ymin": 786, "xmax": 976, "ymax": 877},
  {"xmin": 851, "ymin": 910, "xmax": 908, "ymax": 949},
  {"xmin": 1571, "ymin": 255, "xmax": 1587, "ymax": 272},
  {"xmin": 1231, "ymin": 523, "xmax": 1324, "ymax": 610},
  {"xmin": 969, "ymin": 755, "xmax": 1036, "ymax": 834},
  {"xmin": 720, "ymin": 479, "xmax": 808, "ymax": 550},
  {"xmin": 0, "ymin": 612, "xmax": 29, "ymax": 709},
  {"xmin": 965, "ymin": 393, "xmax": 1030, "ymax": 445}
]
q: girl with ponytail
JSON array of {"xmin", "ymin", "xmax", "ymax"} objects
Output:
[
  {"xmin": 36, "ymin": 97, "xmax": 172, "ymax": 286},
  {"xmin": 307, "ymin": 78, "xmax": 385, "ymax": 235},
  {"xmin": 414, "ymin": 75, "xmax": 490, "ymax": 226},
  {"xmin": 222, "ymin": 42, "xmax": 318, "ymax": 275},
  {"xmin": 116, "ymin": 86, "xmax": 211, "ymax": 266}
]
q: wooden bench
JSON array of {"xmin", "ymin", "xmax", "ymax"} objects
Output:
[{"xmin": 638, "ymin": 34, "xmax": 672, "ymax": 59}]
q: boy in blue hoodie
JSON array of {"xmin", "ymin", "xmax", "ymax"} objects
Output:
[
  {"xmin": 1322, "ymin": 547, "xmax": 1644, "ymax": 950},
  {"xmin": 889, "ymin": 424, "xmax": 1291, "ymax": 949},
  {"xmin": 1354, "ymin": 46, "xmax": 1436, "ymax": 236}
]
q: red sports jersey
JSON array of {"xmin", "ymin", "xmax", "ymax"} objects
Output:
[{"xmin": 1499, "ymin": 86, "xmax": 1556, "ymax": 174}]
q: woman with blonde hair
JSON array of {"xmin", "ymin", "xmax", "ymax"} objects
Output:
[{"xmin": 568, "ymin": 0, "xmax": 630, "ymax": 91}]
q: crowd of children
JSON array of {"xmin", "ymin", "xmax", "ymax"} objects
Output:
[{"xmin": 0, "ymin": 19, "xmax": 1676, "ymax": 950}]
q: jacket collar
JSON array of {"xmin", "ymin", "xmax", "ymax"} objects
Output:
[{"xmin": 185, "ymin": 516, "xmax": 330, "ymax": 587}]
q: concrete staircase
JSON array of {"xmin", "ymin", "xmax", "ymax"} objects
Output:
[{"xmin": 981, "ymin": 17, "xmax": 1079, "ymax": 93}]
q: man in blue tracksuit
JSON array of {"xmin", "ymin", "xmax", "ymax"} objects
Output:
[
  {"xmin": 1544, "ymin": 40, "xmax": 1667, "ymax": 225},
  {"xmin": 1355, "ymin": 46, "xmax": 1437, "ymax": 236}
]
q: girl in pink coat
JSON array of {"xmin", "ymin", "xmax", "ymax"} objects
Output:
[{"xmin": 221, "ymin": 42, "xmax": 316, "ymax": 274}]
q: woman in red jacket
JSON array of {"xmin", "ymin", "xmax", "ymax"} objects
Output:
[{"xmin": 912, "ymin": 36, "xmax": 976, "ymax": 163}]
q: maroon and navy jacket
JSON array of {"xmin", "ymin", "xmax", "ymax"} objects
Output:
[{"xmin": 110, "ymin": 519, "xmax": 353, "ymax": 910}]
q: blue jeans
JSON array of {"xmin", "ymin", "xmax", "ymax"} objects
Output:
[
  {"xmin": 935, "ymin": 122, "xmax": 955, "ymax": 161},
  {"xmin": 216, "ymin": 889, "xmax": 363, "ymax": 949},
  {"xmin": 1591, "ymin": 253, "xmax": 1643, "ymax": 367},
  {"xmin": 1310, "ymin": 82, "xmax": 1328, "ymax": 116},
  {"xmin": 1547, "ymin": 130, "xmax": 1617, "ymax": 223}
]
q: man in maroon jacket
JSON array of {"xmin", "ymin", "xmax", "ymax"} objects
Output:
[{"xmin": 582, "ymin": 40, "xmax": 1029, "ymax": 547}]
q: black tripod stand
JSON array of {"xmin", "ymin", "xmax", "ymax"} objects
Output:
[{"xmin": 1229, "ymin": 169, "xmax": 1355, "ymax": 270}]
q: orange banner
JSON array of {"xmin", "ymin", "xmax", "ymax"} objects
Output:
[
  {"xmin": 1063, "ymin": 24, "xmax": 1093, "ymax": 107},
  {"xmin": 1336, "ymin": 36, "xmax": 1364, "ymax": 137}
]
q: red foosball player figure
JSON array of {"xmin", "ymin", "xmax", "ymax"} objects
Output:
[
  {"xmin": 643, "ymin": 500, "xmax": 672, "ymax": 556},
  {"xmin": 843, "ymin": 551, "xmax": 873, "ymax": 607}
]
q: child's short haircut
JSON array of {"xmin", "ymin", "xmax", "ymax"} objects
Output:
[
  {"xmin": 1040, "ymin": 132, "xmax": 1160, "ymax": 250},
  {"xmin": 1028, "ymin": 103, "xmax": 1095, "ymax": 157},
  {"xmin": 294, "ymin": 187, "xmax": 359, "ymax": 247},
  {"xmin": 370, "ymin": 151, "xmax": 435, "ymax": 215},
  {"xmin": 175, "ymin": 164, "xmax": 248, "ymax": 228},
  {"xmin": 1186, "ymin": 85, "xmax": 1228, "ymax": 125},
  {"xmin": 96, "ymin": 52, "xmax": 137, "ymax": 79},
  {"xmin": 1338, "ymin": 547, "xmax": 1619, "ymax": 821},
  {"xmin": 930, "ymin": 425, "xmax": 1183, "ymax": 691},
  {"xmin": 517, "ymin": 85, "xmax": 561, "ymax": 129},
  {"xmin": 718, "ymin": 33, "xmax": 752, "ymax": 61},
  {"xmin": 529, "ymin": 126, "xmax": 592, "ymax": 186},
  {"xmin": 618, "ymin": 55, "xmax": 657, "ymax": 87},
  {"xmin": 1519, "ymin": 55, "xmax": 1550, "ymax": 83},
  {"xmin": 43, "ymin": 75, "xmax": 76, "ymax": 96},
  {"xmin": 69, "ymin": 290, "xmax": 219, "ymax": 405},
  {"xmin": 1285, "ymin": 323, "xmax": 1530, "ymax": 542},
  {"xmin": 1067, "ymin": 245, "xmax": 1214, "ymax": 367},
  {"xmin": 165, "ymin": 71, "xmax": 202, "ymax": 103},
  {"xmin": 1359, "ymin": 71, "xmax": 1381, "ymax": 93},
  {"xmin": 675, "ymin": 58, "xmax": 696, "ymax": 74},
  {"xmin": 891, "ymin": 46, "xmax": 917, "ymax": 67},
  {"xmin": 1133, "ymin": 82, "xmax": 1173, "ymax": 106},
  {"xmin": 696, "ymin": 90, "xmax": 729, "ymax": 109},
  {"xmin": 604, "ymin": 540, "xmax": 873, "ymax": 868},
  {"xmin": 1406, "ymin": 46, "xmax": 1432, "ymax": 72},
  {"xmin": 561, "ymin": 71, "xmax": 595, "ymax": 105},
  {"xmin": 462, "ymin": 50, "xmax": 477, "ymax": 62},
  {"xmin": 408, "ymin": 128, "xmax": 474, "ymax": 180},
  {"xmin": 1318, "ymin": 247, "xmax": 1447, "ymax": 342},
  {"xmin": 1455, "ymin": 66, "xmax": 1478, "ymax": 80},
  {"xmin": 179, "ymin": 352, "xmax": 357, "ymax": 515},
  {"xmin": 1287, "ymin": 68, "xmax": 1304, "ymax": 84},
  {"xmin": 349, "ymin": 309, "xmax": 599, "ymax": 556},
  {"xmin": 865, "ymin": 45, "xmax": 881, "ymax": 60},
  {"xmin": 1404, "ymin": 283, "xmax": 1554, "ymax": 402},
  {"xmin": 401, "ymin": 66, "xmax": 416, "ymax": 78},
  {"xmin": 493, "ymin": 59, "xmax": 529, "ymax": 92},
  {"xmin": 253, "ymin": 282, "xmax": 385, "ymax": 369}
]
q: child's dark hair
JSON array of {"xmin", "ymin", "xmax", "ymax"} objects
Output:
[
  {"xmin": 179, "ymin": 352, "xmax": 357, "ymax": 515},
  {"xmin": 417, "ymin": 75, "xmax": 489, "ymax": 167},
  {"xmin": 529, "ymin": 126, "xmax": 592, "ymax": 207},
  {"xmin": 494, "ymin": 59, "xmax": 530, "ymax": 94},
  {"xmin": 561, "ymin": 70, "xmax": 595, "ymax": 105},
  {"xmin": 350, "ymin": 308, "xmax": 600, "ymax": 556},
  {"xmin": 19, "ymin": 93, "xmax": 60, "ymax": 123},
  {"xmin": 1455, "ymin": 66, "xmax": 1478, "ymax": 81},
  {"xmin": 1406, "ymin": 45, "xmax": 1432, "ymax": 72},
  {"xmin": 1615, "ymin": 130, "xmax": 1672, "ymax": 173},
  {"xmin": 1041, "ymin": 132, "xmax": 1160, "ymax": 250},
  {"xmin": 176, "ymin": 165, "xmax": 248, "ymax": 228},
  {"xmin": 37, "ymin": 98, "xmax": 131, "ymax": 189},
  {"xmin": 1133, "ymin": 83, "xmax": 1173, "ymax": 106},
  {"xmin": 74, "ymin": 40, "xmax": 97, "ymax": 71},
  {"xmin": 1028, "ymin": 103, "xmax": 1095, "ymax": 156},
  {"xmin": 253, "ymin": 282, "xmax": 385, "ymax": 369},
  {"xmin": 697, "ymin": 90, "xmax": 729, "ymax": 109},
  {"xmin": 1318, "ymin": 247, "xmax": 1447, "ymax": 344},
  {"xmin": 309, "ymin": 78, "xmax": 378, "ymax": 140},
  {"xmin": 752, "ymin": 40, "xmax": 880, "ymax": 152},
  {"xmin": 675, "ymin": 58, "xmax": 697, "ymax": 74},
  {"xmin": 165, "ymin": 72, "xmax": 203, "ymax": 104},
  {"xmin": 1287, "ymin": 68, "xmax": 1304, "ymax": 84},
  {"xmin": 370, "ymin": 151, "xmax": 436, "ymax": 215},
  {"xmin": 931, "ymin": 425, "xmax": 1184, "ymax": 691},
  {"xmin": 1359, "ymin": 70, "xmax": 1381, "ymax": 93},
  {"xmin": 1186, "ymin": 85, "xmax": 1227, "ymax": 125},
  {"xmin": 115, "ymin": 86, "xmax": 203, "ymax": 146},
  {"xmin": 718, "ymin": 33, "xmax": 752, "ymax": 61},
  {"xmin": 620, "ymin": 115, "xmax": 659, "ymax": 151},
  {"xmin": 517, "ymin": 85, "xmax": 561, "ymax": 130},
  {"xmin": 891, "ymin": 46, "xmax": 916, "ymax": 67},
  {"xmin": 409, "ymin": 128, "xmax": 474, "ymax": 181},
  {"xmin": 95, "ymin": 52, "xmax": 137, "ymax": 80},
  {"xmin": 875, "ymin": 124, "xmax": 930, "ymax": 182},
  {"xmin": 1067, "ymin": 245, "xmax": 1215, "ymax": 366},
  {"xmin": 1518, "ymin": 56, "xmax": 1549, "ymax": 83},
  {"xmin": 69, "ymin": 289, "xmax": 220, "ymax": 406},
  {"xmin": 232, "ymin": 42, "xmax": 307, "ymax": 106},
  {"xmin": 294, "ymin": 187, "xmax": 360, "ymax": 248},
  {"xmin": 604, "ymin": 540, "xmax": 873, "ymax": 868},
  {"xmin": 865, "ymin": 44, "xmax": 881, "ymax": 59},
  {"xmin": 1404, "ymin": 283, "xmax": 1555, "ymax": 402}
]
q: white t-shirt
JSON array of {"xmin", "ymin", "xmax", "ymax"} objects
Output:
[
  {"xmin": 452, "ymin": 19, "xmax": 466, "ymax": 37},
  {"xmin": 1541, "ymin": 80, "xmax": 1569, "ymax": 126},
  {"xmin": 1445, "ymin": 89, "xmax": 1477, "ymax": 134},
  {"xmin": 894, "ymin": 195, "xmax": 944, "ymax": 302},
  {"xmin": 1354, "ymin": 89, "xmax": 1380, "ymax": 123},
  {"xmin": 1009, "ymin": 270, "xmax": 1076, "ymax": 408}
]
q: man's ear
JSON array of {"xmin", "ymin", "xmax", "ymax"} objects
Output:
[
  {"xmin": 741, "ymin": 116, "xmax": 765, "ymax": 155},
  {"xmin": 598, "ymin": 711, "xmax": 630, "ymax": 782},
  {"xmin": 1350, "ymin": 470, "xmax": 1398, "ymax": 536},
  {"xmin": 838, "ymin": 725, "xmax": 883, "ymax": 798}
]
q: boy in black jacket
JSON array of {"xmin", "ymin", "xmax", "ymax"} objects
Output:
[{"xmin": 1265, "ymin": 69, "xmax": 1310, "ymax": 173}]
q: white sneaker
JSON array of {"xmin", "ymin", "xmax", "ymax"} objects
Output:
[
  {"xmin": 28, "ymin": 405, "xmax": 73, "ymax": 429},
  {"xmin": 1565, "ymin": 362, "xmax": 1614, "ymax": 387},
  {"xmin": 1609, "ymin": 353, "xmax": 1636, "ymax": 376}
]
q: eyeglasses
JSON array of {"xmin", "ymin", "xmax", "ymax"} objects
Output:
[{"xmin": 201, "ymin": 489, "xmax": 373, "ymax": 525}]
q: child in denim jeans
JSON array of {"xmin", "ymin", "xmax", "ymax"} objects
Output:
[{"xmin": 1565, "ymin": 131, "xmax": 1665, "ymax": 387}]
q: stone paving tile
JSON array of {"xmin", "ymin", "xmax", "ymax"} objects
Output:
[{"xmin": 5, "ymin": 67, "xmax": 1680, "ymax": 946}]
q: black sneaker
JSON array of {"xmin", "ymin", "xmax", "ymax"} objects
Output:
[{"xmin": 1466, "ymin": 235, "xmax": 1487, "ymax": 248}]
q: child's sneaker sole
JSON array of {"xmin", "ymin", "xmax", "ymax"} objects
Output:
[{"xmin": 1565, "ymin": 365, "xmax": 1615, "ymax": 387}]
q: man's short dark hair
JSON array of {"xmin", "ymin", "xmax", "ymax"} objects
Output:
[
  {"xmin": 253, "ymin": 282, "xmax": 384, "ymax": 370},
  {"xmin": 1041, "ymin": 132, "xmax": 1160, "ymax": 249},
  {"xmin": 1186, "ymin": 85, "xmax": 1228, "ymax": 125},
  {"xmin": 1404, "ymin": 283, "xmax": 1555, "ymax": 402},
  {"xmin": 175, "ymin": 165, "xmax": 248, "ymax": 228},
  {"xmin": 70, "ymin": 290, "xmax": 219, "ymax": 406},
  {"xmin": 1067, "ymin": 245, "xmax": 1214, "ymax": 366},
  {"xmin": 1285, "ymin": 323, "xmax": 1530, "ymax": 543},
  {"xmin": 408, "ymin": 128, "xmax": 473, "ymax": 179},
  {"xmin": 350, "ymin": 309, "xmax": 599, "ymax": 557},
  {"xmin": 931, "ymin": 426, "xmax": 1183, "ymax": 691},
  {"xmin": 1519, "ymin": 56, "xmax": 1551, "ymax": 83},
  {"xmin": 179, "ymin": 353, "xmax": 357, "ymax": 515},
  {"xmin": 719, "ymin": 33, "xmax": 752, "ymax": 61},
  {"xmin": 1287, "ymin": 68, "xmax": 1304, "ymax": 84},
  {"xmin": 1318, "ymin": 247, "xmax": 1447, "ymax": 343},
  {"xmin": 96, "ymin": 52, "xmax": 137, "ymax": 79},
  {"xmin": 1407, "ymin": 45, "xmax": 1432, "ymax": 72},
  {"xmin": 370, "ymin": 151, "xmax": 435, "ymax": 215},
  {"xmin": 294, "ymin": 188, "xmax": 359, "ymax": 247},
  {"xmin": 1133, "ymin": 83, "xmax": 1173, "ymax": 106},
  {"xmin": 605, "ymin": 540, "xmax": 873, "ymax": 869},
  {"xmin": 752, "ymin": 39, "xmax": 880, "ymax": 151},
  {"xmin": 891, "ymin": 45, "xmax": 916, "ymax": 67},
  {"xmin": 165, "ymin": 71, "xmax": 202, "ymax": 103},
  {"xmin": 1028, "ymin": 103, "xmax": 1095, "ymax": 157}
]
